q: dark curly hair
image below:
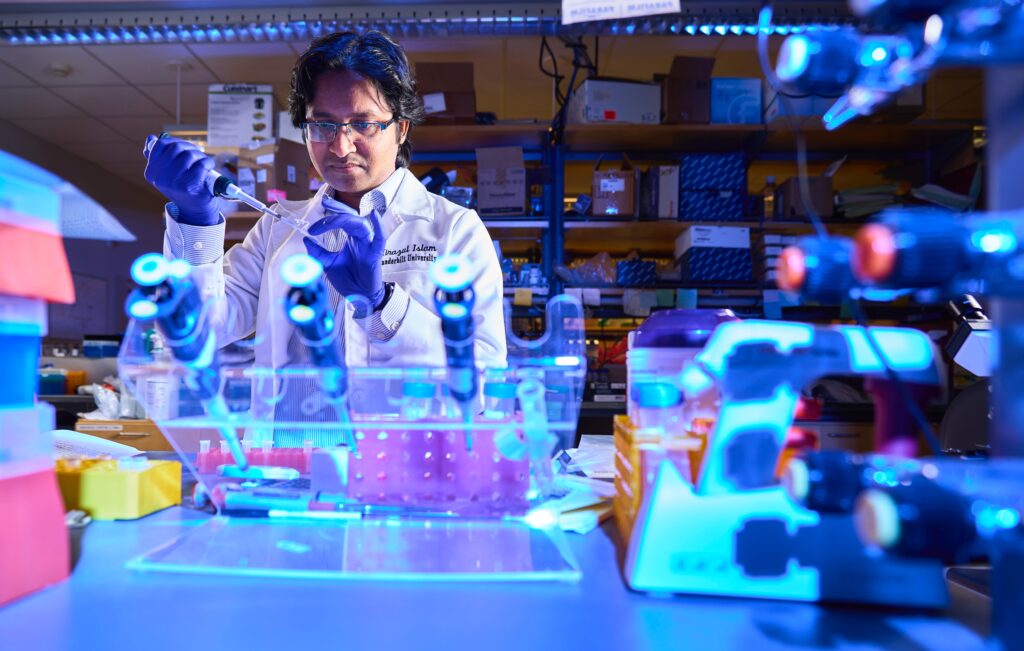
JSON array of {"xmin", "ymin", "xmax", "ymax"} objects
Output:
[{"xmin": 289, "ymin": 31, "xmax": 424, "ymax": 168}]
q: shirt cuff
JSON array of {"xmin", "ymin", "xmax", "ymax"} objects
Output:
[
  {"xmin": 365, "ymin": 282, "xmax": 410, "ymax": 342},
  {"xmin": 165, "ymin": 202, "xmax": 225, "ymax": 265}
]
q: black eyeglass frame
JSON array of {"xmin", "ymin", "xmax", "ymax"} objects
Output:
[{"xmin": 300, "ymin": 118, "xmax": 399, "ymax": 142}]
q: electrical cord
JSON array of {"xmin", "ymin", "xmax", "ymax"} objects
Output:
[
  {"xmin": 850, "ymin": 299, "xmax": 943, "ymax": 455},
  {"xmin": 757, "ymin": 3, "xmax": 828, "ymax": 238},
  {"xmin": 757, "ymin": 2, "xmax": 941, "ymax": 456}
]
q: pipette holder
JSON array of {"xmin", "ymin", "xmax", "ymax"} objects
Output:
[
  {"xmin": 623, "ymin": 320, "xmax": 947, "ymax": 605},
  {"xmin": 118, "ymin": 295, "xmax": 586, "ymax": 582}
]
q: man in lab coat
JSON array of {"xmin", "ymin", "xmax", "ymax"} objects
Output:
[{"xmin": 143, "ymin": 31, "xmax": 507, "ymax": 440}]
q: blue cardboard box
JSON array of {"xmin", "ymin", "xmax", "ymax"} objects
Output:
[
  {"xmin": 680, "ymin": 190, "xmax": 746, "ymax": 221},
  {"xmin": 616, "ymin": 259, "xmax": 658, "ymax": 287},
  {"xmin": 711, "ymin": 78, "xmax": 763, "ymax": 125},
  {"xmin": 675, "ymin": 225, "xmax": 753, "ymax": 282},
  {"xmin": 680, "ymin": 153, "xmax": 746, "ymax": 190}
]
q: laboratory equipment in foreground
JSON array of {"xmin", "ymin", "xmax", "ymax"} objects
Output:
[
  {"xmin": 119, "ymin": 252, "xmax": 586, "ymax": 581},
  {"xmin": 0, "ymin": 154, "xmax": 75, "ymax": 605},
  {"xmin": 617, "ymin": 318, "xmax": 948, "ymax": 605}
]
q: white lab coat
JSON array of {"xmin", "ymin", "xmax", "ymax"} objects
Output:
[{"xmin": 164, "ymin": 167, "xmax": 507, "ymax": 423}]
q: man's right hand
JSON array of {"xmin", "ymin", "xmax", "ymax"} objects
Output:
[{"xmin": 143, "ymin": 134, "xmax": 220, "ymax": 227}]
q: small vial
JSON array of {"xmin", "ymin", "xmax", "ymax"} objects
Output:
[
  {"xmin": 482, "ymin": 382, "xmax": 517, "ymax": 420},
  {"xmin": 401, "ymin": 382, "xmax": 437, "ymax": 420},
  {"xmin": 632, "ymin": 382, "xmax": 684, "ymax": 435}
]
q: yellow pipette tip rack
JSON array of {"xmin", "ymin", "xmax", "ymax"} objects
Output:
[{"xmin": 56, "ymin": 457, "xmax": 181, "ymax": 520}]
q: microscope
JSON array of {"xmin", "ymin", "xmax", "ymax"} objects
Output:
[{"xmin": 773, "ymin": 2, "xmax": 1024, "ymax": 647}]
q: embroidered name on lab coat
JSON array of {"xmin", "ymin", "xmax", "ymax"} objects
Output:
[{"xmin": 382, "ymin": 243, "xmax": 438, "ymax": 267}]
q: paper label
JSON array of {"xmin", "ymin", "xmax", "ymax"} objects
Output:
[
  {"xmin": 207, "ymin": 84, "xmax": 274, "ymax": 147},
  {"xmin": 423, "ymin": 92, "xmax": 447, "ymax": 114},
  {"xmin": 513, "ymin": 287, "xmax": 533, "ymax": 307},
  {"xmin": 256, "ymin": 169, "xmax": 267, "ymax": 184},
  {"xmin": 287, "ymin": 165, "xmax": 296, "ymax": 184},
  {"xmin": 599, "ymin": 177, "xmax": 626, "ymax": 193},
  {"xmin": 562, "ymin": 0, "xmax": 680, "ymax": 25}
]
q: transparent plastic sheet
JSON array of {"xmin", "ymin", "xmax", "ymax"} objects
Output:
[{"xmin": 118, "ymin": 294, "xmax": 586, "ymax": 582}]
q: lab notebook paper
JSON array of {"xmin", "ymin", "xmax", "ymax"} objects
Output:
[{"xmin": 118, "ymin": 286, "xmax": 587, "ymax": 583}]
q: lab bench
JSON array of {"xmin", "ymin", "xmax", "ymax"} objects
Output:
[{"xmin": 0, "ymin": 504, "xmax": 988, "ymax": 650}]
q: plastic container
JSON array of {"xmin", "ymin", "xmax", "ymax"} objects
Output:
[
  {"xmin": 0, "ymin": 334, "xmax": 38, "ymax": 407},
  {"xmin": 37, "ymin": 367, "xmax": 66, "ymax": 396},
  {"xmin": 626, "ymin": 309, "xmax": 738, "ymax": 428},
  {"xmin": 763, "ymin": 175, "xmax": 777, "ymax": 219}
]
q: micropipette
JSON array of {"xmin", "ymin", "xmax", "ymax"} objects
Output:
[{"xmin": 144, "ymin": 134, "xmax": 312, "ymax": 238}]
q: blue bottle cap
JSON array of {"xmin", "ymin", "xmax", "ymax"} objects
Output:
[
  {"xmin": 403, "ymin": 382, "xmax": 436, "ymax": 399},
  {"xmin": 484, "ymin": 382, "xmax": 517, "ymax": 399},
  {"xmin": 632, "ymin": 382, "xmax": 683, "ymax": 408}
]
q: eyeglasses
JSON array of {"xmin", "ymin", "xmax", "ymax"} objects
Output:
[{"xmin": 301, "ymin": 118, "xmax": 398, "ymax": 143}]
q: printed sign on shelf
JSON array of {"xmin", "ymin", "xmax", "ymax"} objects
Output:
[
  {"xmin": 561, "ymin": 0, "xmax": 681, "ymax": 26},
  {"xmin": 207, "ymin": 84, "xmax": 275, "ymax": 147}
]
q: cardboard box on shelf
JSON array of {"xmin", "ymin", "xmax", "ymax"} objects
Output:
[
  {"xmin": 679, "ymin": 152, "xmax": 746, "ymax": 190},
  {"xmin": 763, "ymin": 81, "xmax": 831, "ymax": 124},
  {"xmin": 616, "ymin": 258, "xmax": 658, "ymax": 286},
  {"xmin": 237, "ymin": 139, "xmax": 311, "ymax": 204},
  {"xmin": 777, "ymin": 176, "xmax": 834, "ymax": 219},
  {"xmin": 416, "ymin": 62, "xmax": 477, "ymax": 125},
  {"xmin": 679, "ymin": 152, "xmax": 748, "ymax": 221},
  {"xmin": 568, "ymin": 79, "xmax": 661, "ymax": 125},
  {"xmin": 711, "ymin": 78, "xmax": 763, "ymax": 125},
  {"xmin": 675, "ymin": 225, "xmax": 753, "ymax": 282},
  {"xmin": 593, "ymin": 159, "xmax": 636, "ymax": 218},
  {"xmin": 680, "ymin": 190, "xmax": 746, "ymax": 221},
  {"xmin": 638, "ymin": 165, "xmax": 679, "ymax": 220},
  {"xmin": 660, "ymin": 57, "xmax": 714, "ymax": 124},
  {"xmin": 476, "ymin": 146, "xmax": 526, "ymax": 216},
  {"xmin": 865, "ymin": 84, "xmax": 925, "ymax": 123}
]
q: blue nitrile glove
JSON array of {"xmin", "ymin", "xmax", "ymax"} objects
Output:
[
  {"xmin": 304, "ymin": 196, "xmax": 387, "ymax": 309},
  {"xmin": 143, "ymin": 134, "xmax": 220, "ymax": 226}
]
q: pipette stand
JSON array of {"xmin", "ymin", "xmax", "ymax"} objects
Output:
[
  {"xmin": 118, "ymin": 295, "xmax": 587, "ymax": 582},
  {"xmin": 623, "ymin": 320, "xmax": 947, "ymax": 605}
]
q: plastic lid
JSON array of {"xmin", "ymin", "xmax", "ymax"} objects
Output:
[
  {"xmin": 853, "ymin": 223, "xmax": 897, "ymax": 282},
  {"xmin": 776, "ymin": 246, "xmax": 807, "ymax": 292},
  {"xmin": 782, "ymin": 458, "xmax": 810, "ymax": 503},
  {"xmin": 630, "ymin": 309, "xmax": 739, "ymax": 349},
  {"xmin": 403, "ymin": 382, "xmax": 436, "ymax": 399},
  {"xmin": 855, "ymin": 489, "xmax": 901, "ymax": 549},
  {"xmin": 484, "ymin": 382, "xmax": 517, "ymax": 399},
  {"xmin": 631, "ymin": 382, "xmax": 683, "ymax": 408}
]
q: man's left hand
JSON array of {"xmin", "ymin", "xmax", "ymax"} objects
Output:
[{"xmin": 304, "ymin": 196, "xmax": 387, "ymax": 309}]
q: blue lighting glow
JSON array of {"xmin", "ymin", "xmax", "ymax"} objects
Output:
[
  {"xmin": 841, "ymin": 327, "xmax": 934, "ymax": 372},
  {"xmin": 167, "ymin": 259, "xmax": 191, "ymax": 280},
  {"xmin": 429, "ymin": 254, "xmax": 472, "ymax": 292},
  {"xmin": 288, "ymin": 304, "xmax": 316, "ymax": 324},
  {"xmin": 3, "ymin": 20, "xmax": 837, "ymax": 47},
  {"xmin": 860, "ymin": 42, "xmax": 890, "ymax": 66},
  {"xmin": 680, "ymin": 364, "xmax": 713, "ymax": 396},
  {"xmin": 131, "ymin": 253, "xmax": 169, "ymax": 287},
  {"xmin": 524, "ymin": 508, "xmax": 558, "ymax": 529},
  {"xmin": 440, "ymin": 303, "xmax": 469, "ymax": 320},
  {"xmin": 280, "ymin": 254, "xmax": 323, "ymax": 288},
  {"xmin": 697, "ymin": 321, "xmax": 814, "ymax": 377},
  {"xmin": 554, "ymin": 355, "xmax": 580, "ymax": 367},
  {"xmin": 777, "ymin": 35, "xmax": 811, "ymax": 82},
  {"xmin": 971, "ymin": 228, "xmax": 1018, "ymax": 254},
  {"xmin": 128, "ymin": 299, "xmax": 159, "ymax": 319}
]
